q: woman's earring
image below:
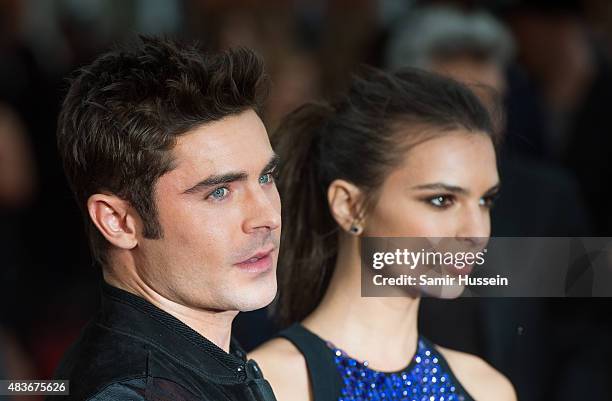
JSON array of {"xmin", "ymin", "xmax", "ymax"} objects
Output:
[{"xmin": 349, "ymin": 223, "xmax": 362, "ymax": 235}]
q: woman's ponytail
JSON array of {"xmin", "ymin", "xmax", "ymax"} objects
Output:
[{"xmin": 271, "ymin": 102, "xmax": 339, "ymax": 327}]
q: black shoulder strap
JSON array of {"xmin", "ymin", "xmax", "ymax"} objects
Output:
[{"xmin": 276, "ymin": 324, "xmax": 342, "ymax": 401}]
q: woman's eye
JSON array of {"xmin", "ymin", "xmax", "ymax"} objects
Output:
[
  {"xmin": 208, "ymin": 187, "xmax": 229, "ymax": 201},
  {"xmin": 259, "ymin": 172, "xmax": 275, "ymax": 185},
  {"xmin": 428, "ymin": 195, "xmax": 454, "ymax": 208},
  {"xmin": 479, "ymin": 194, "xmax": 497, "ymax": 208}
]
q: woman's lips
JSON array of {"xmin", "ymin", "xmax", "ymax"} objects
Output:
[{"xmin": 446, "ymin": 262, "xmax": 474, "ymax": 277}]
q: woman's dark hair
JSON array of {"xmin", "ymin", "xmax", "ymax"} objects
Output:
[
  {"xmin": 57, "ymin": 36, "xmax": 268, "ymax": 268},
  {"xmin": 272, "ymin": 67, "xmax": 502, "ymax": 326}
]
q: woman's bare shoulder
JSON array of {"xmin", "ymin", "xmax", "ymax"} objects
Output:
[
  {"xmin": 435, "ymin": 344, "xmax": 517, "ymax": 401},
  {"xmin": 249, "ymin": 338, "xmax": 312, "ymax": 401}
]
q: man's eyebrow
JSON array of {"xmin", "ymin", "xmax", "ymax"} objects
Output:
[
  {"xmin": 260, "ymin": 154, "xmax": 280, "ymax": 175},
  {"xmin": 183, "ymin": 172, "xmax": 248, "ymax": 194},
  {"xmin": 183, "ymin": 154, "xmax": 280, "ymax": 195}
]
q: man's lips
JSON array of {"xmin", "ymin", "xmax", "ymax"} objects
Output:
[
  {"xmin": 236, "ymin": 246, "xmax": 275, "ymax": 265},
  {"xmin": 234, "ymin": 246, "xmax": 276, "ymax": 273}
]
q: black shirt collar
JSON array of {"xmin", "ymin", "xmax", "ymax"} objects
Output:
[{"xmin": 99, "ymin": 281, "xmax": 250, "ymax": 381}]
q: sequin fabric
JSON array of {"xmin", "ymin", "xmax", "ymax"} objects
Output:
[{"xmin": 330, "ymin": 337, "xmax": 468, "ymax": 401}]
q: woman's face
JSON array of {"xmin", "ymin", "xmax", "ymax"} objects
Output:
[
  {"xmin": 365, "ymin": 130, "xmax": 499, "ymax": 238},
  {"xmin": 363, "ymin": 130, "xmax": 499, "ymax": 297}
]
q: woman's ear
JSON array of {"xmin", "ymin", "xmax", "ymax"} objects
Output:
[
  {"xmin": 327, "ymin": 179, "xmax": 365, "ymax": 233},
  {"xmin": 87, "ymin": 193, "xmax": 139, "ymax": 250}
]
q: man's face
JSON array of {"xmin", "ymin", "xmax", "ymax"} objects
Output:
[{"xmin": 134, "ymin": 109, "xmax": 281, "ymax": 312}]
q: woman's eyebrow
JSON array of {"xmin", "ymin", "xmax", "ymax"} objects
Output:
[
  {"xmin": 410, "ymin": 182, "xmax": 501, "ymax": 196},
  {"xmin": 483, "ymin": 183, "xmax": 501, "ymax": 196},
  {"xmin": 410, "ymin": 182, "xmax": 469, "ymax": 195}
]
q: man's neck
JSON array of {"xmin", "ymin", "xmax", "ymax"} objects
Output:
[{"xmin": 104, "ymin": 273, "xmax": 238, "ymax": 353}]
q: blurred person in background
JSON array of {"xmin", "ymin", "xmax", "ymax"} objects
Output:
[
  {"xmin": 385, "ymin": 4, "xmax": 608, "ymax": 401},
  {"xmin": 252, "ymin": 67, "xmax": 516, "ymax": 401},
  {"xmin": 503, "ymin": 0, "xmax": 612, "ymax": 236},
  {"xmin": 0, "ymin": 104, "xmax": 38, "ymax": 400},
  {"xmin": 0, "ymin": 105, "xmax": 36, "ymax": 207},
  {"xmin": 0, "ymin": 104, "xmax": 37, "ymax": 333},
  {"xmin": 49, "ymin": 37, "xmax": 280, "ymax": 401},
  {"xmin": 0, "ymin": 0, "xmax": 100, "ymax": 379},
  {"xmin": 0, "ymin": 4, "xmax": 40, "ymax": 387}
]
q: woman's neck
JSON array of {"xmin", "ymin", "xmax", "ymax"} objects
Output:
[{"xmin": 303, "ymin": 234, "xmax": 421, "ymax": 372}]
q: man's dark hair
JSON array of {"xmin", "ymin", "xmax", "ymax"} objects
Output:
[{"xmin": 57, "ymin": 36, "xmax": 269, "ymax": 267}]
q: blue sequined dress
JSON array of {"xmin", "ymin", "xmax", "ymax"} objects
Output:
[{"xmin": 277, "ymin": 323, "xmax": 475, "ymax": 401}]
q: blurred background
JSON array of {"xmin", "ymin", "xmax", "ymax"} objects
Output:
[{"xmin": 1, "ymin": 0, "xmax": 612, "ymax": 400}]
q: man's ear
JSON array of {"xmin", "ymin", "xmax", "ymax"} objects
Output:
[
  {"xmin": 87, "ymin": 194, "xmax": 138, "ymax": 250},
  {"xmin": 327, "ymin": 179, "xmax": 365, "ymax": 233}
]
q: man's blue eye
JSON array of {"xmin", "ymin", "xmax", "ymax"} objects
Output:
[
  {"xmin": 209, "ymin": 187, "xmax": 229, "ymax": 200},
  {"xmin": 259, "ymin": 173, "xmax": 274, "ymax": 185}
]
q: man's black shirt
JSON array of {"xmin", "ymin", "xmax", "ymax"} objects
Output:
[{"xmin": 47, "ymin": 282, "xmax": 277, "ymax": 401}]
